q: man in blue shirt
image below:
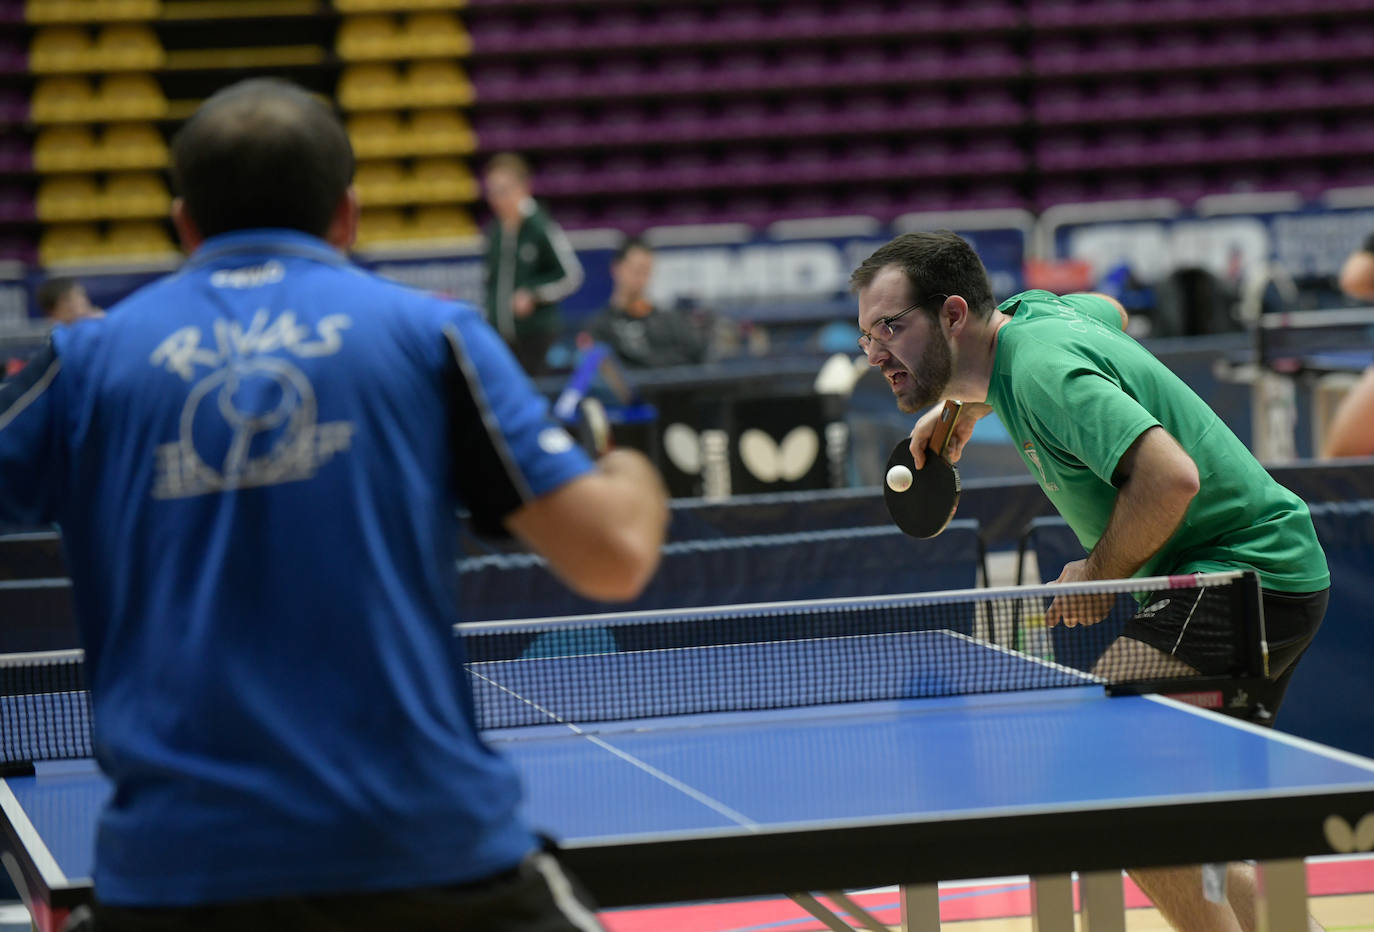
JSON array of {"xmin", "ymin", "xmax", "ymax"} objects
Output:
[{"xmin": 0, "ymin": 78, "xmax": 668, "ymax": 931}]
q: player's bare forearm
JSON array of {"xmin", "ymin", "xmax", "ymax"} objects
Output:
[
  {"xmin": 506, "ymin": 449, "xmax": 669, "ymax": 602},
  {"xmin": 1085, "ymin": 427, "xmax": 1199, "ymax": 580}
]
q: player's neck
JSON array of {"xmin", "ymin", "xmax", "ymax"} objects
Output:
[{"xmin": 946, "ymin": 312, "xmax": 1008, "ymax": 404}]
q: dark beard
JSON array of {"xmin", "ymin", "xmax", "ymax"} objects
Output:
[{"xmin": 894, "ymin": 334, "xmax": 953, "ymax": 413}]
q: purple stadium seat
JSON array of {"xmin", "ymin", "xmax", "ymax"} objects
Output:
[
  {"xmin": 962, "ymin": 180, "xmax": 1025, "ymax": 209},
  {"xmin": 657, "ymin": 150, "xmax": 716, "ymax": 189},
  {"xmin": 963, "ymin": 135, "xmax": 1026, "ymax": 173},
  {"xmin": 1156, "ymin": 124, "xmax": 1208, "ymax": 164},
  {"xmin": 1030, "ymin": 36, "xmax": 1083, "ymax": 75},
  {"xmin": 958, "ymin": 87, "xmax": 1023, "ymax": 124},
  {"xmin": 599, "ymin": 153, "xmax": 653, "ymax": 193},
  {"xmin": 534, "ymin": 156, "xmax": 586, "ymax": 197},
  {"xmin": 0, "ymin": 186, "xmax": 33, "ymax": 222},
  {"xmin": 0, "ymin": 137, "xmax": 30, "ymax": 172},
  {"xmin": 1036, "ymin": 131, "xmax": 1091, "ymax": 172},
  {"xmin": 1089, "ymin": 127, "xmax": 1147, "ymax": 167},
  {"xmin": 0, "ymin": 88, "xmax": 25, "ymax": 122},
  {"xmin": 774, "ymin": 47, "xmax": 830, "ymax": 86},
  {"xmin": 1151, "ymin": 170, "xmax": 1210, "ymax": 204},
  {"xmin": 1036, "ymin": 177, "xmax": 1094, "ymax": 209},
  {"xmin": 467, "ymin": 15, "xmax": 521, "ymax": 53},
  {"xmin": 715, "ymin": 4, "xmax": 770, "ymax": 41},
  {"xmin": 1215, "ymin": 122, "xmax": 1268, "ymax": 161},
  {"xmin": 592, "ymin": 57, "xmax": 643, "ymax": 94},
  {"xmin": 654, "ymin": 6, "xmax": 703, "ymax": 41}
]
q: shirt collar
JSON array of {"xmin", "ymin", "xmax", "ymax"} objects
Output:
[{"xmin": 183, "ymin": 229, "xmax": 350, "ymax": 270}]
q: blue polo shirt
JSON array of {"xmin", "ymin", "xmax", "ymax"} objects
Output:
[{"xmin": 0, "ymin": 230, "xmax": 595, "ymax": 905}]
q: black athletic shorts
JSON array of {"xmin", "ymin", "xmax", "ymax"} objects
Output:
[
  {"xmin": 69, "ymin": 846, "xmax": 604, "ymax": 932},
  {"xmin": 1121, "ymin": 585, "xmax": 1328, "ymax": 722}
]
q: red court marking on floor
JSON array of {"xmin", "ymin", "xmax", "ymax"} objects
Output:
[{"xmin": 600, "ymin": 857, "xmax": 1374, "ymax": 932}]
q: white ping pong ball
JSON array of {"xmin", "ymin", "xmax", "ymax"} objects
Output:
[{"xmin": 886, "ymin": 464, "xmax": 913, "ymax": 492}]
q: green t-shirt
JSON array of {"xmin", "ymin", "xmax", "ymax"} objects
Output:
[{"xmin": 987, "ymin": 290, "xmax": 1328, "ymax": 592}]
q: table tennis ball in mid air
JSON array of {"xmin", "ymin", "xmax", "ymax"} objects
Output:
[{"xmin": 886, "ymin": 464, "xmax": 913, "ymax": 492}]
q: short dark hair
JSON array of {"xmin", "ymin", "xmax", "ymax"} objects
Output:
[
  {"xmin": 849, "ymin": 231, "xmax": 996, "ymax": 319},
  {"xmin": 36, "ymin": 277, "xmax": 81, "ymax": 315},
  {"xmin": 613, "ymin": 236, "xmax": 652, "ymax": 264},
  {"xmin": 171, "ymin": 78, "xmax": 354, "ymax": 239}
]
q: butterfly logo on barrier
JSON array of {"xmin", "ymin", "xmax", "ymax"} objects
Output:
[
  {"xmin": 1324, "ymin": 814, "xmax": 1374, "ymax": 853},
  {"xmin": 737, "ymin": 427, "xmax": 819, "ymax": 483}
]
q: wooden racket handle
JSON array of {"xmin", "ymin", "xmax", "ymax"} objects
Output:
[{"xmin": 928, "ymin": 399, "xmax": 964, "ymax": 458}]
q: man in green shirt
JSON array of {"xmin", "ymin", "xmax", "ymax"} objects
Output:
[
  {"xmin": 482, "ymin": 152, "xmax": 584, "ymax": 375},
  {"xmin": 852, "ymin": 231, "xmax": 1328, "ymax": 932}
]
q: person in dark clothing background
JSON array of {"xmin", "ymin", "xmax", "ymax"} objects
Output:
[{"xmin": 583, "ymin": 237, "xmax": 707, "ymax": 369}]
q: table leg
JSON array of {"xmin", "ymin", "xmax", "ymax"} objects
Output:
[
  {"xmin": 1079, "ymin": 870, "xmax": 1125, "ymax": 932},
  {"xmin": 1030, "ymin": 874, "xmax": 1074, "ymax": 932},
  {"xmin": 824, "ymin": 891, "xmax": 893, "ymax": 932},
  {"xmin": 1255, "ymin": 859, "xmax": 1308, "ymax": 932},
  {"xmin": 789, "ymin": 893, "xmax": 861, "ymax": 932},
  {"xmin": 900, "ymin": 883, "xmax": 940, "ymax": 932}
]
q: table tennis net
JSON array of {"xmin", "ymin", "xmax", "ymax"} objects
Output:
[{"xmin": 2, "ymin": 571, "xmax": 1260, "ymax": 767}]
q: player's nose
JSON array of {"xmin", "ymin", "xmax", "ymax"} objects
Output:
[{"xmin": 862, "ymin": 339, "xmax": 889, "ymax": 366}]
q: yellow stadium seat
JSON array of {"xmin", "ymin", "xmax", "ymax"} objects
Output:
[
  {"xmin": 37, "ymin": 175, "xmax": 100, "ymax": 221},
  {"xmin": 407, "ymin": 109, "xmax": 475, "ymax": 156},
  {"xmin": 93, "ymin": 24, "xmax": 164, "ymax": 70},
  {"xmin": 337, "ymin": 63, "xmax": 403, "ymax": 110},
  {"xmin": 347, "ymin": 111, "xmax": 404, "ymax": 159},
  {"xmin": 30, "ymin": 76, "xmax": 97, "ymax": 122},
  {"xmin": 103, "ymin": 172, "xmax": 169, "ymax": 218},
  {"xmin": 336, "ymin": 15, "xmax": 399, "ymax": 61},
  {"xmin": 98, "ymin": 73, "xmax": 168, "ymax": 120},
  {"xmin": 28, "ymin": 27, "xmax": 96, "ymax": 73},
  {"xmin": 413, "ymin": 204, "xmax": 477, "ymax": 240},
  {"xmin": 354, "ymin": 160, "xmax": 407, "ymax": 207},
  {"xmin": 409, "ymin": 158, "xmax": 476, "ymax": 202},
  {"xmin": 334, "ymin": 0, "xmax": 463, "ymax": 11},
  {"xmin": 105, "ymin": 220, "xmax": 177, "ymax": 260},
  {"xmin": 404, "ymin": 60, "xmax": 472, "ymax": 107},
  {"xmin": 39, "ymin": 223, "xmax": 104, "ymax": 266},
  {"xmin": 26, "ymin": 1, "xmax": 160, "ymax": 24},
  {"xmin": 101, "ymin": 123, "xmax": 168, "ymax": 170},
  {"xmin": 353, "ymin": 208, "xmax": 410, "ymax": 249},
  {"xmin": 33, "ymin": 125, "xmax": 98, "ymax": 172},
  {"xmin": 400, "ymin": 12, "xmax": 470, "ymax": 58}
]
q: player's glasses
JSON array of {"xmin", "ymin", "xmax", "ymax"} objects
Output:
[{"xmin": 858, "ymin": 294, "xmax": 948, "ymax": 352}]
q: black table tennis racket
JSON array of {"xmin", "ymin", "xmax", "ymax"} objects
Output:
[{"xmin": 884, "ymin": 399, "xmax": 963, "ymax": 538}]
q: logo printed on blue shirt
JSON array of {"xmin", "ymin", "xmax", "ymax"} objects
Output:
[{"xmin": 149, "ymin": 310, "xmax": 356, "ymax": 499}]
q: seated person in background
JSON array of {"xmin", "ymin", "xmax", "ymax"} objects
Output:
[
  {"xmin": 1338, "ymin": 232, "xmax": 1374, "ymax": 303},
  {"xmin": 583, "ymin": 237, "xmax": 708, "ymax": 368},
  {"xmin": 37, "ymin": 276, "xmax": 104, "ymax": 325},
  {"xmin": 1323, "ymin": 231, "xmax": 1374, "ymax": 457},
  {"xmin": 4, "ymin": 278, "xmax": 104, "ymax": 377}
]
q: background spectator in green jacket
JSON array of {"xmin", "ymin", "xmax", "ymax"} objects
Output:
[{"xmin": 482, "ymin": 152, "xmax": 583, "ymax": 375}]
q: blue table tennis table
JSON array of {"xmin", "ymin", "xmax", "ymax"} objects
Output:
[{"xmin": 5, "ymin": 590, "xmax": 1374, "ymax": 931}]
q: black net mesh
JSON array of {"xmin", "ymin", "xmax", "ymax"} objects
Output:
[{"xmin": 2, "ymin": 571, "xmax": 1259, "ymax": 767}]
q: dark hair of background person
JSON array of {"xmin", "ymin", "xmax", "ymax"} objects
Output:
[
  {"xmin": 849, "ymin": 231, "xmax": 997, "ymax": 320},
  {"xmin": 613, "ymin": 236, "xmax": 652, "ymax": 264},
  {"xmin": 170, "ymin": 78, "xmax": 355, "ymax": 239},
  {"xmin": 36, "ymin": 277, "xmax": 81, "ymax": 315}
]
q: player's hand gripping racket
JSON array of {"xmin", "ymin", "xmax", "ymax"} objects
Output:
[
  {"xmin": 553, "ymin": 345, "xmax": 615, "ymax": 456},
  {"xmin": 883, "ymin": 399, "xmax": 962, "ymax": 538}
]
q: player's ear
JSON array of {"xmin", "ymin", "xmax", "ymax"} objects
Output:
[
  {"xmin": 170, "ymin": 198, "xmax": 202, "ymax": 254},
  {"xmin": 942, "ymin": 295, "xmax": 971, "ymax": 335},
  {"xmin": 326, "ymin": 187, "xmax": 360, "ymax": 252}
]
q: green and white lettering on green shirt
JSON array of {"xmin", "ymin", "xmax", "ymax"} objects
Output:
[{"xmin": 988, "ymin": 290, "xmax": 1328, "ymax": 592}]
